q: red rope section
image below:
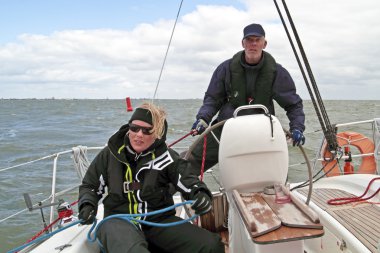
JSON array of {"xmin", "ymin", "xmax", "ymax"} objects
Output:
[
  {"xmin": 25, "ymin": 217, "xmax": 60, "ymax": 243},
  {"xmin": 194, "ymin": 135, "xmax": 207, "ymax": 226},
  {"xmin": 200, "ymin": 135, "xmax": 207, "ymax": 182},
  {"xmin": 24, "ymin": 200, "xmax": 79, "ymax": 244},
  {"xmin": 168, "ymin": 131, "xmax": 194, "ymax": 148},
  {"xmin": 327, "ymin": 177, "xmax": 380, "ymax": 205}
]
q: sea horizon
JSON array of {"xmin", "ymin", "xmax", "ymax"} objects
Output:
[{"xmin": 1, "ymin": 98, "xmax": 379, "ymax": 101}]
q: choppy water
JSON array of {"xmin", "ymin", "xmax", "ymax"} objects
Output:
[{"xmin": 0, "ymin": 99, "xmax": 379, "ymax": 251}]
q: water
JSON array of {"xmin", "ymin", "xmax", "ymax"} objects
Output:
[{"xmin": 0, "ymin": 99, "xmax": 379, "ymax": 251}]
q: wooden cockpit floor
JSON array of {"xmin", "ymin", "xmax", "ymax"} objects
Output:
[{"xmin": 297, "ymin": 188, "xmax": 380, "ymax": 252}]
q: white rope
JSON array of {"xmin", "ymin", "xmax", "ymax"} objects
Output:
[{"xmin": 72, "ymin": 146, "xmax": 90, "ymax": 181}]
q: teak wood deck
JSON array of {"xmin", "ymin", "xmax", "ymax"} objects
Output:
[
  {"xmin": 297, "ymin": 188, "xmax": 380, "ymax": 253},
  {"xmin": 231, "ymin": 190, "xmax": 324, "ymax": 244}
]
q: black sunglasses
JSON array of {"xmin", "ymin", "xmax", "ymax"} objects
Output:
[{"xmin": 129, "ymin": 124, "xmax": 153, "ymax": 135}]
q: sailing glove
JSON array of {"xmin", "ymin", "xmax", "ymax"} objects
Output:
[
  {"xmin": 191, "ymin": 119, "xmax": 208, "ymax": 136},
  {"xmin": 292, "ymin": 129, "xmax": 305, "ymax": 146},
  {"xmin": 78, "ymin": 204, "xmax": 96, "ymax": 225},
  {"xmin": 191, "ymin": 191, "xmax": 212, "ymax": 215}
]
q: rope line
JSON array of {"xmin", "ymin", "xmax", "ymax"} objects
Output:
[
  {"xmin": 152, "ymin": 0, "xmax": 184, "ymax": 100},
  {"xmin": 291, "ymin": 152, "xmax": 343, "ymax": 191},
  {"xmin": 200, "ymin": 135, "xmax": 207, "ymax": 182},
  {"xmin": 168, "ymin": 130, "xmax": 194, "ymax": 147},
  {"xmin": 87, "ymin": 200, "xmax": 197, "ymax": 250},
  {"xmin": 23, "ymin": 200, "xmax": 79, "ymax": 245},
  {"xmin": 6, "ymin": 220, "xmax": 82, "ymax": 253},
  {"xmin": 327, "ymin": 177, "xmax": 380, "ymax": 205},
  {"xmin": 7, "ymin": 201, "xmax": 196, "ymax": 253},
  {"xmin": 273, "ymin": 0, "xmax": 338, "ymax": 151}
]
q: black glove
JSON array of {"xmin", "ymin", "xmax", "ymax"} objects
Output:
[
  {"xmin": 191, "ymin": 191, "xmax": 212, "ymax": 215},
  {"xmin": 191, "ymin": 119, "xmax": 208, "ymax": 136},
  {"xmin": 78, "ymin": 204, "xmax": 96, "ymax": 225},
  {"xmin": 291, "ymin": 129, "xmax": 305, "ymax": 146}
]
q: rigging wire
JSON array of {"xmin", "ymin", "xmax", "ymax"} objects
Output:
[
  {"xmin": 152, "ymin": 0, "xmax": 184, "ymax": 101},
  {"xmin": 273, "ymin": 0, "xmax": 338, "ymax": 152},
  {"xmin": 291, "ymin": 153, "xmax": 343, "ymax": 191}
]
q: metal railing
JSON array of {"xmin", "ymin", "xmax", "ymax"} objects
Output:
[{"xmin": 0, "ymin": 146, "xmax": 104, "ymax": 225}]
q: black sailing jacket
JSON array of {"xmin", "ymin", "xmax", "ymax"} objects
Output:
[{"xmin": 78, "ymin": 123, "xmax": 211, "ymax": 222}]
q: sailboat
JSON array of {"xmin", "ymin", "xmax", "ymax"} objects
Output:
[
  {"xmin": 3, "ymin": 108, "xmax": 379, "ymax": 253},
  {"xmin": 2, "ymin": 1, "xmax": 380, "ymax": 253}
]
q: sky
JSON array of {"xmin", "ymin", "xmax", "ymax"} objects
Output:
[{"xmin": 0, "ymin": 0, "xmax": 379, "ymax": 100}]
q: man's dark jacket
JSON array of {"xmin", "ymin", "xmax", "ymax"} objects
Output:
[{"xmin": 196, "ymin": 50, "xmax": 305, "ymax": 132}]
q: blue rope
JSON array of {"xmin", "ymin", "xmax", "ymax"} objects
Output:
[
  {"xmin": 87, "ymin": 200, "xmax": 197, "ymax": 242},
  {"xmin": 7, "ymin": 220, "xmax": 82, "ymax": 253},
  {"xmin": 87, "ymin": 200, "xmax": 197, "ymax": 253}
]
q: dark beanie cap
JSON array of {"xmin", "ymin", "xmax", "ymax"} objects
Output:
[{"xmin": 128, "ymin": 108, "xmax": 153, "ymax": 125}]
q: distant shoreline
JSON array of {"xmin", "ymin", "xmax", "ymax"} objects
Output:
[{"xmin": 1, "ymin": 98, "xmax": 379, "ymax": 101}]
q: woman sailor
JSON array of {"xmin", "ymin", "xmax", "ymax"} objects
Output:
[{"xmin": 78, "ymin": 102, "xmax": 224, "ymax": 253}]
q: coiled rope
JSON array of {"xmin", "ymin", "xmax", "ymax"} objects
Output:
[
  {"xmin": 87, "ymin": 200, "xmax": 197, "ymax": 252},
  {"xmin": 87, "ymin": 200, "xmax": 197, "ymax": 243},
  {"xmin": 72, "ymin": 145, "xmax": 90, "ymax": 180}
]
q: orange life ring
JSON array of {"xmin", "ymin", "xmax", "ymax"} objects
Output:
[{"xmin": 321, "ymin": 131, "xmax": 377, "ymax": 177}]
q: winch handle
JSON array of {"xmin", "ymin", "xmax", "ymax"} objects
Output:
[
  {"xmin": 23, "ymin": 193, "xmax": 62, "ymax": 211},
  {"xmin": 233, "ymin": 104, "xmax": 269, "ymax": 118}
]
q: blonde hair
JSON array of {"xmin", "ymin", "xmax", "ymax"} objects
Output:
[{"xmin": 139, "ymin": 102, "xmax": 166, "ymax": 139}]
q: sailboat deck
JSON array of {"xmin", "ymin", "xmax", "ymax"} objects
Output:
[{"xmin": 297, "ymin": 188, "xmax": 380, "ymax": 252}]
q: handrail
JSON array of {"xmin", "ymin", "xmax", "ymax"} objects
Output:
[
  {"xmin": 335, "ymin": 119, "xmax": 375, "ymax": 128},
  {"xmin": 0, "ymin": 146, "xmax": 105, "ymax": 172},
  {"xmin": 50, "ymin": 154, "xmax": 59, "ymax": 223},
  {"xmin": 0, "ymin": 146, "xmax": 104, "ymax": 226}
]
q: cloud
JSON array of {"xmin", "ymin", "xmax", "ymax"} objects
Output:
[{"xmin": 0, "ymin": 0, "xmax": 379, "ymax": 99}]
